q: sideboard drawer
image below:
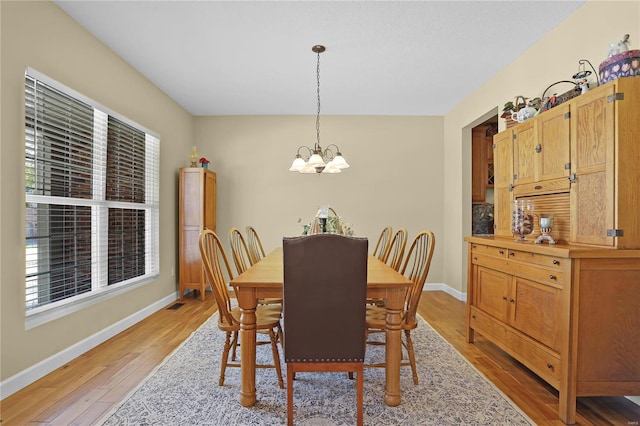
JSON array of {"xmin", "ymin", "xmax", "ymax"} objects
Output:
[
  {"xmin": 471, "ymin": 243, "xmax": 508, "ymax": 258},
  {"xmin": 508, "ymin": 249, "xmax": 565, "ymax": 269}
]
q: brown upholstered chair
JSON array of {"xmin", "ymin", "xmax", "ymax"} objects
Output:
[
  {"xmin": 246, "ymin": 225, "xmax": 266, "ymax": 265},
  {"xmin": 383, "ymin": 227, "xmax": 408, "ymax": 272},
  {"xmin": 199, "ymin": 229, "xmax": 284, "ymax": 389},
  {"xmin": 365, "ymin": 230, "xmax": 435, "ymax": 385},
  {"xmin": 283, "ymin": 234, "xmax": 368, "ymax": 426},
  {"xmin": 372, "ymin": 226, "xmax": 392, "ymax": 260}
]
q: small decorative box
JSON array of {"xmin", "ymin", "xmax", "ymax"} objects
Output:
[{"xmin": 599, "ymin": 49, "xmax": 640, "ymax": 84}]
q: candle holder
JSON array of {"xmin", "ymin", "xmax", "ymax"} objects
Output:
[{"xmin": 535, "ymin": 215, "xmax": 556, "ymax": 244}]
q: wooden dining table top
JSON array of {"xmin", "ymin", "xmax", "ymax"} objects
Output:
[{"xmin": 231, "ymin": 247, "xmax": 412, "ymax": 289}]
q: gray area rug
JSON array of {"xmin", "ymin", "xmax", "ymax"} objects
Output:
[{"xmin": 99, "ymin": 308, "xmax": 533, "ymax": 425}]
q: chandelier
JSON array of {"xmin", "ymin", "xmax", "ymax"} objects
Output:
[{"xmin": 289, "ymin": 45, "xmax": 349, "ymax": 174}]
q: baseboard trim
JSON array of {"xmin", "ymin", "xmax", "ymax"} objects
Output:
[
  {"xmin": 0, "ymin": 292, "xmax": 178, "ymax": 400},
  {"xmin": 424, "ymin": 283, "xmax": 467, "ymax": 302}
]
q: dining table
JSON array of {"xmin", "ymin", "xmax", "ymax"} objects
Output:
[{"xmin": 230, "ymin": 247, "xmax": 412, "ymax": 408}]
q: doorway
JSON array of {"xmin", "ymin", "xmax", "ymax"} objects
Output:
[{"xmin": 471, "ymin": 117, "xmax": 498, "ymax": 235}]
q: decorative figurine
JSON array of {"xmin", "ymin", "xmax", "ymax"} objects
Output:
[{"xmin": 535, "ymin": 215, "xmax": 556, "ymax": 245}]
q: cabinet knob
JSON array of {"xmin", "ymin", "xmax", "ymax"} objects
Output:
[
  {"xmin": 549, "ymin": 274, "xmax": 556, "ymax": 280},
  {"xmin": 499, "ymin": 250, "xmax": 504, "ymax": 255},
  {"xmin": 502, "ymin": 296, "xmax": 507, "ymax": 301},
  {"xmin": 509, "ymin": 298, "xmax": 515, "ymax": 303},
  {"xmin": 509, "ymin": 252, "xmax": 515, "ymax": 257},
  {"xmin": 535, "ymin": 144, "xmax": 542, "ymax": 153},
  {"xmin": 553, "ymin": 259, "xmax": 560, "ymax": 265},
  {"xmin": 547, "ymin": 363, "xmax": 553, "ymax": 369},
  {"xmin": 473, "ymin": 257, "xmax": 478, "ymax": 261}
]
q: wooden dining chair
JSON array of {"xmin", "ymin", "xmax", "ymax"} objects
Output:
[
  {"xmin": 229, "ymin": 227, "xmax": 252, "ymax": 275},
  {"xmin": 372, "ymin": 226, "xmax": 392, "ymax": 261},
  {"xmin": 283, "ymin": 234, "xmax": 368, "ymax": 426},
  {"xmin": 365, "ymin": 230, "xmax": 435, "ymax": 385},
  {"xmin": 383, "ymin": 227, "xmax": 408, "ymax": 272},
  {"xmin": 246, "ymin": 225, "xmax": 266, "ymax": 265},
  {"xmin": 199, "ymin": 229, "xmax": 284, "ymax": 389},
  {"xmin": 231, "ymin": 227, "xmax": 281, "ymax": 306}
]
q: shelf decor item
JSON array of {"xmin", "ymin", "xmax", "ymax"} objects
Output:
[
  {"xmin": 599, "ymin": 49, "xmax": 640, "ymax": 84},
  {"xmin": 535, "ymin": 215, "xmax": 556, "ymax": 245},
  {"xmin": 199, "ymin": 157, "xmax": 210, "ymax": 169},
  {"xmin": 189, "ymin": 146, "xmax": 199, "ymax": 167},
  {"xmin": 512, "ymin": 199, "xmax": 534, "ymax": 241}
]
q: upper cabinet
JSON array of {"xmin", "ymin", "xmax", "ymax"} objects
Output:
[
  {"xmin": 492, "ymin": 130, "xmax": 514, "ymax": 238},
  {"xmin": 492, "ymin": 77, "xmax": 640, "ymax": 248},
  {"xmin": 570, "ymin": 78, "xmax": 640, "ymax": 248},
  {"xmin": 512, "ymin": 104, "xmax": 571, "ymax": 197}
]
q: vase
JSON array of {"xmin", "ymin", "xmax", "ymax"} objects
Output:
[{"xmin": 512, "ymin": 199, "xmax": 534, "ymax": 241}]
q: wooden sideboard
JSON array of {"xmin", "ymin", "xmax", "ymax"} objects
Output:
[
  {"xmin": 465, "ymin": 237, "xmax": 640, "ymax": 424},
  {"xmin": 467, "ymin": 78, "xmax": 640, "ymax": 424}
]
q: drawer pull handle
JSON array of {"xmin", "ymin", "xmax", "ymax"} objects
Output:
[
  {"xmin": 553, "ymin": 259, "xmax": 560, "ymax": 265},
  {"xmin": 473, "ymin": 257, "xmax": 478, "ymax": 261},
  {"xmin": 499, "ymin": 250, "xmax": 504, "ymax": 255},
  {"xmin": 509, "ymin": 252, "xmax": 515, "ymax": 257},
  {"xmin": 549, "ymin": 274, "xmax": 556, "ymax": 280},
  {"xmin": 547, "ymin": 363, "xmax": 553, "ymax": 369}
]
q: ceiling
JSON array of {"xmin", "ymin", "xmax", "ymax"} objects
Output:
[{"xmin": 54, "ymin": 1, "xmax": 586, "ymax": 116}]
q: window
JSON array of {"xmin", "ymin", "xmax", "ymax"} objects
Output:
[{"xmin": 25, "ymin": 68, "xmax": 159, "ymax": 326}]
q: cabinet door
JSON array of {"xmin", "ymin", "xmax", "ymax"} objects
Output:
[
  {"xmin": 512, "ymin": 120, "xmax": 537, "ymax": 186},
  {"xmin": 203, "ymin": 170, "xmax": 216, "ymax": 233},
  {"xmin": 570, "ymin": 84, "xmax": 615, "ymax": 246},
  {"xmin": 538, "ymin": 104, "xmax": 571, "ymax": 182},
  {"xmin": 475, "ymin": 266, "xmax": 510, "ymax": 323},
  {"xmin": 509, "ymin": 276, "xmax": 561, "ymax": 352},
  {"xmin": 493, "ymin": 131, "xmax": 513, "ymax": 237},
  {"xmin": 472, "ymin": 127, "xmax": 488, "ymax": 203}
]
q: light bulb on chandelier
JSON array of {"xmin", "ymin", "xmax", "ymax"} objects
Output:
[{"xmin": 289, "ymin": 45, "xmax": 349, "ymax": 174}]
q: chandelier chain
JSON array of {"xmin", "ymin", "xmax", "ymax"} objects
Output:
[{"xmin": 316, "ymin": 49, "xmax": 321, "ymax": 149}]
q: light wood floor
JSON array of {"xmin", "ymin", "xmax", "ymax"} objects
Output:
[{"xmin": 2, "ymin": 291, "xmax": 639, "ymax": 425}]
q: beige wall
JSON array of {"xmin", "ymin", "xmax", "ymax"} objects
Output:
[
  {"xmin": 442, "ymin": 0, "xmax": 640, "ymax": 293},
  {"xmin": 193, "ymin": 115, "xmax": 445, "ymax": 276},
  {"xmin": 1, "ymin": 1, "xmax": 193, "ymax": 382}
]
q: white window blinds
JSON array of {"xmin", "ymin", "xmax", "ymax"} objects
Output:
[{"xmin": 25, "ymin": 68, "xmax": 159, "ymax": 317}]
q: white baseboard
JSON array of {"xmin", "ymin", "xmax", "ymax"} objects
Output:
[
  {"xmin": 0, "ymin": 292, "xmax": 178, "ymax": 400},
  {"xmin": 424, "ymin": 282, "xmax": 467, "ymax": 302}
]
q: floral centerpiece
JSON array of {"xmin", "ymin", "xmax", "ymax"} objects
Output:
[{"xmin": 301, "ymin": 206, "xmax": 354, "ymax": 236}]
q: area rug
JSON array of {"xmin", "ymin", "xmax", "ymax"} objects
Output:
[{"xmin": 98, "ymin": 309, "xmax": 533, "ymax": 425}]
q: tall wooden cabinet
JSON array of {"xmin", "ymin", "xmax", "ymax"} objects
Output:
[
  {"xmin": 179, "ymin": 167, "xmax": 216, "ymax": 300},
  {"xmin": 468, "ymin": 78, "xmax": 640, "ymax": 424}
]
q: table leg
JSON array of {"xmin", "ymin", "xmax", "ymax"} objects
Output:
[
  {"xmin": 384, "ymin": 288, "xmax": 404, "ymax": 406},
  {"xmin": 237, "ymin": 288, "xmax": 258, "ymax": 407}
]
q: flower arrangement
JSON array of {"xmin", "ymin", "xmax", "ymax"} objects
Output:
[
  {"xmin": 199, "ymin": 157, "xmax": 210, "ymax": 169},
  {"xmin": 300, "ymin": 206, "xmax": 354, "ymax": 236}
]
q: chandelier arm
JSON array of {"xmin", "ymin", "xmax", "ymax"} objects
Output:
[{"xmin": 296, "ymin": 145, "xmax": 313, "ymax": 160}]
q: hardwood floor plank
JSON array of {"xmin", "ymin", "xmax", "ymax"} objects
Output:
[{"xmin": 2, "ymin": 291, "xmax": 639, "ymax": 425}]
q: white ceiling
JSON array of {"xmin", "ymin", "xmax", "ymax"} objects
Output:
[{"xmin": 54, "ymin": 1, "xmax": 586, "ymax": 116}]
